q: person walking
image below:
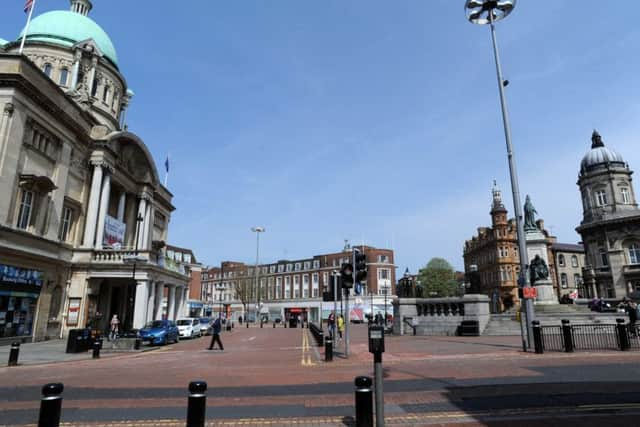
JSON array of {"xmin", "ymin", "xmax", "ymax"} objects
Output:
[
  {"xmin": 327, "ymin": 312, "xmax": 336, "ymax": 339},
  {"xmin": 623, "ymin": 297, "xmax": 638, "ymax": 336},
  {"xmin": 337, "ymin": 314, "xmax": 344, "ymax": 341},
  {"xmin": 109, "ymin": 314, "xmax": 120, "ymax": 341},
  {"xmin": 207, "ymin": 316, "xmax": 224, "ymax": 351}
]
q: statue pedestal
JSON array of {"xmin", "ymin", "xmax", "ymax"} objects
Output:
[{"xmin": 534, "ymin": 279, "xmax": 556, "ymax": 305}]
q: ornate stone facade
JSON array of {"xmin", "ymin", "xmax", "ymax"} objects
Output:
[{"xmin": 576, "ymin": 131, "xmax": 640, "ymax": 298}]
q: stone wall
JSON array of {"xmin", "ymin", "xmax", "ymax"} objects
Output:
[{"xmin": 392, "ymin": 294, "xmax": 491, "ymax": 336}]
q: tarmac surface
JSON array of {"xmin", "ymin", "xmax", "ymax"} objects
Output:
[{"xmin": 2, "ymin": 323, "xmax": 640, "ymax": 426}]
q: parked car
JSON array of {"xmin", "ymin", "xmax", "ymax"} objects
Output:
[
  {"xmin": 138, "ymin": 320, "xmax": 179, "ymax": 345},
  {"xmin": 199, "ymin": 318, "xmax": 212, "ymax": 335},
  {"xmin": 176, "ymin": 318, "xmax": 201, "ymax": 338}
]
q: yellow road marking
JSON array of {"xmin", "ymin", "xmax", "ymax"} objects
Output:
[{"xmin": 300, "ymin": 328, "xmax": 315, "ymax": 366}]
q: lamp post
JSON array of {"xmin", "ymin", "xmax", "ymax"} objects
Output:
[
  {"xmin": 464, "ymin": 0, "xmax": 534, "ymax": 348},
  {"xmin": 124, "ymin": 213, "xmax": 144, "ymax": 332},
  {"xmin": 251, "ymin": 226, "xmax": 265, "ymax": 322}
]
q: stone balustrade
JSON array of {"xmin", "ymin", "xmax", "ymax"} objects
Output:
[{"xmin": 392, "ymin": 294, "xmax": 490, "ymax": 336}]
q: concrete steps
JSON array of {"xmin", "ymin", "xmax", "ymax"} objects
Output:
[{"xmin": 483, "ymin": 311, "xmax": 627, "ymax": 336}]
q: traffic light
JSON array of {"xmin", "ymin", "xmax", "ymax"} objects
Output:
[
  {"xmin": 354, "ymin": 252, "xmax": 367, "ymax": 283},
  {"xmin": 341, "ymin": 262, "xmax": 354, "ymax": 288}
]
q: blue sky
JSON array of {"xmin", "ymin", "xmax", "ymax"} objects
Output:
[{"xmin": 2, "ymin": 1, "xmax": 640, "ymax": 272}]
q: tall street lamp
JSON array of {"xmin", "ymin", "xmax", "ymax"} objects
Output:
[
  {"xmin": 251, "ymin": 226, "xmax": 265, "ymax": 322},
  {"xmin": 123, "ymin": 213, "xmax": 145, "ymax": 332},
  {"xmin": 464, "ymin": 0, "xmax": 535, "ymax": 348}
]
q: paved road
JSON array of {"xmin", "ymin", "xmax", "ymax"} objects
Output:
[{"xmin": 2, "ymin": 324, "xmax": 640, "ymax": 426}]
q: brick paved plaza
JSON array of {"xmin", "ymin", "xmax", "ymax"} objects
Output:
[{"xmin": 2, "ymin": 324, "xmax": 640, "ymax": 426}]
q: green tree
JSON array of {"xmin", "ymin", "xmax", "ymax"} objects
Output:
[{"xmin": 417, "ymin": 258, "xmax": 459, "ymax": 297}]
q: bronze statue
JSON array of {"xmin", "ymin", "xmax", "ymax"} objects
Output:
[
  {"xmin": 529, "ymin": 255, "xmax": 549, "ymax": 285},
  {"xmin": 524, "ymin": 195, "xmax": 538, "ymax": 231}
]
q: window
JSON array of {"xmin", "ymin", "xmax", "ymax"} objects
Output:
[
  {"xmin": 574, "ymin": 274, "xmax": 581, "ymax": 287},
  {"xmin": 622, "ymin": 188, "xmax": 631, "ymax": 204},
  {"xmin": 600, "ymin": 249, "xmax": 609, "ymax": 267},
  {"xmin": 59, "ymin": 68, "xmax": 69, "ymax": 86},
  {"xmin": 378, "ymin": 255, "xmax": 389, "ymax": 263},
  {"xmin": 313, "ymin": 260, "xmax": 320, "ymax": 269},
  {"xmin": 558, "ymin": 254, "xmax": 565, "ymax": 267},
  {"xmin": 378, "ymin": 269, "xmax": 390, "ymax": 280},
  {"xmin": 303, "ymin": 261, "xmax": 311, "ymax": 270},
  {"xmin": 561, "ymin": 273, "xmax": 568, "ymax": 288},
  {"xmin": 571, "ymin": 255, "xmax": 579, "ymax": 268},
  {"xmin": 43, "ymin": 63, "xmax": 52, "ymax": 77},
  {"xmin": 286, "ymin": 264, "xmax": 292, "ymax": 272},
  {"xmin": 295, "ymin": 263, "xmax": 301, "ymax": 271},
  {"xmin": 270, "ymin": 265, "xmax": 276, "ymax": 273},
  {"xmin": 17, "ymin": 190, "xmax": 34, "ymax": 229},
  {"xmin": 59, "ymin": 206, "xmax": 74, "ymax": 242},
  {"xmin": 595, "ymin": 190, "xmax": 608, "ymax": 206},
  {"xmin": 629, "ymin": 243, "xmax": 640, "ymax": 265},
  {"xmin": 103, "ymin": 85, "xmax": 110, "ymax": 103},
  {"xmin": 91, "ymin": 78, "xmax": 98, "ymax": 97},
  {"xmin": 312, "ymin": 273, "xmax": 319, "ymax": 285}
]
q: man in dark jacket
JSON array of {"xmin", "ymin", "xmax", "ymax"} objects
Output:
[{"xmin": 207, "ymin": 316, "xmax": 224, "ymax": 350}]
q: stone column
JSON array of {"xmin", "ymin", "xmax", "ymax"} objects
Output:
[
  {"xmin": 117, "ymin": 192, "xmax": 126, "ymax": 222},
  {"xmin": 154, "ymin": 282, "xmax": 164, "ymax": 320},
  {"xmin": 174, "ymin": 287, "xmax": 183, "ymax": 320},
  {"xmin": 133, "ymin": 280, "xmax": 149, "ymax": 329},
  {"xmin": 94, "ymin": 171, "xmax": 111, "ymax": 248},
  {"xmin": 141, "ymin": 203, "xmax": 152, "ymax": 250},
  {"xmin": 70, "ymin": 50, "xmax": 82, "ymax": 90},
  {"xmin": 167, "ymin": 285, "xmax": 176, "ymax": 321},
  {"xmin": 0, "ymin": 103, "xmax": 14, "ymax": 176},
  {"xmin": 146, "ymin": 280, "xmax": 156, "ymax": 323},
  {"xmin": 82, "ymin": 162, "xmax": 103, "ymax": 247},
  {"xmin": 135, "ymin": 197, "xmax": 147, "ymax": 249}
]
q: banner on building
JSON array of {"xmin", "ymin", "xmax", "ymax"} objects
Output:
[
  {"xmin": 0, "ymin": 264, "xmax": 43, "ymax": 287},
  {"xmin": 103, "ymin": 216, "xmax": 126, "ymax": 247}
]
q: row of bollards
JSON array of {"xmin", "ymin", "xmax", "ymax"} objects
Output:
[{"xmin": 32, "ymin": 377, "xmax": 375, "ymax": 427}]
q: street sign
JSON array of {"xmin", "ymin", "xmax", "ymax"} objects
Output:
[{"xmin": 523, "ymin": 287, "xmax": 537, "ymax": 299}]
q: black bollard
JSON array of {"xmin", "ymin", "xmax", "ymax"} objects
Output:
[
  {"xmin": 38, "ymin": 383, "xmax": 64, "ymax": 427},
  {"xmin": 273, "ymin": 322, "xmax": 276, "ymax": 328},
  {"xmin": 532, "ymin": 320, "xmax": 543, "ymax": 354},
  {"xmin": 186, "ymin": 381, "xmax": 207, "ymax": 427},
  {"xmin": 134, "ymin": 337, "xmax": 142, "ymax": 350},
  {"xmin": 561, "ymin": 319, "xmax": 574, "ymax": 353},
  {"xmin": 246, "ymin": 322, "xmax": 249, "ymax": 328},
  {"xmin": 92, "ymin": 339, "xmax": 101, "ymax": 359},
  {"xmin": 8, "ymin": 341, "xmax": 20, "ymax": 367},
  {"xmin": 325, "ymin": 338, "xmax": 333, "ymax": 362},
  {"xmin": 260, "ymin": 321, "xmax": 263, "ymax": 328},
  {"xmin": 617, "ymin": 318, "xmax": 630, "ymax": 351},
  {"xmin": 354, "ymin": 376, "xmax": 373, "ymax": 427}
]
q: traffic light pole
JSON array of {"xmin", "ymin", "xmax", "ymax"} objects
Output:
[{"xmin": 344, "ymin": 287, "xmax": 350, "ymax": 357}]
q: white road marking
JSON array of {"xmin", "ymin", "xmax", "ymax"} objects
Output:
[{"xmin": 247, "ymin": 336, "xmax": 256, "ymax": 341}]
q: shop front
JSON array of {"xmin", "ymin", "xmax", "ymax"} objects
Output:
[{"xmin": 0, "ymin": 263, "xmax": 44, "ymax": 340}]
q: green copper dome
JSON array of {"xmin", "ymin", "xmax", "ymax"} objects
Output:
[
  {"xmin": 19, "ymin": 10, "xmax": 118, "ymax": 67},
  {"xmin": 0, "ymin": 38, "xmax": 8, "ymax": 48}
]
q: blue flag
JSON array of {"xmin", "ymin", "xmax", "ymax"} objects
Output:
[{"xmin": 164, "ymin": 155, "xmax": 169, "ymax": 173}]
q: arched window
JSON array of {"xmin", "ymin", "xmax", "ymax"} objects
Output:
[
  {"xmin": 58, "ymin": 68, "xmax": 69, "ymax": 86},
  {"xmin": 43, "ymin": 63, "xmax": 53, "ymax": 77},
  {"xmin": 558, "ymin": 254, "xmax": 565, "ymax": 267},
  {"xmin": 103, "ymin": 85, "xmax": 110, "ymax": 103},
  {"xmin": 571, "ymin": 255, "xmax": 579, "ymax": 268},
  {"xmin": 629, "ymin": 243, "xmax": 640, "ymax": 265},
  {"xmin": 560, "ymin": 273, "xmax": 568, "ymax": 288}
]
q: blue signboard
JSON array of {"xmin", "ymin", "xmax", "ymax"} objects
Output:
[{"xmin": 0, "ymin": 264, "xmax": 44, "ymax": 287}]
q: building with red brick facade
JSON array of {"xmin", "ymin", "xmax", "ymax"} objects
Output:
[
  {"xmin": 200, "ymin": 245, "xmax": 395, "ymax": 323},
  {"xmin": 463, "ymin": 183, "xmax": 558, "ymax": 312}
]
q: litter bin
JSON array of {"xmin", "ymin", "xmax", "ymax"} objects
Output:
[{"xmin": 66, "ymin": 329, "xmax": 91, "ymax": 353}]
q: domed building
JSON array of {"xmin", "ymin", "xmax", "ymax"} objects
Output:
[
  {"xmin": 576, "ymin": 131, "xmax": 640, "ymax": 299},
  {"xmin": 0, "ymin": 1, "xmax": 189, "ymax": 343}
]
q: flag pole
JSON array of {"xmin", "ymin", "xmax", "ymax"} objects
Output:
[
  {"xmin": 19, "ymin": 0, "xmax": 36, "ymax": 55},
  {"xmin": 164, "ymin": 153, "xmax": 169, "ymax": 187}
]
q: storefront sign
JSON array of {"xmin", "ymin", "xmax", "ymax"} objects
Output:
[
  {"xmin": 0, "ymin": 264, "xmax": 43, "ymax": 287},
  {"xmin": 103, "ymin": 216, "xmax": 126, "ymax": 247},
  {"xmin": 67, "ymin": 298, "xmax": 81, "ymax": 326}
]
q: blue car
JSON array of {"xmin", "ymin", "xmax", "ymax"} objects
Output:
[{"xmin": 138, "ymin": 320, "xmax": 180, "ymax": 345}]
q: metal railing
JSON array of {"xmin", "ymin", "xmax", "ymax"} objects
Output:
[{"xmin": 535, "ymin": 319, "xmax": 638, "ymax": 353}]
